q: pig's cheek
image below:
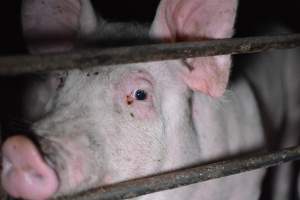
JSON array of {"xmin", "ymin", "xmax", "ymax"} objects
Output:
[
  {"xmin": 129, "ymin": 103, "xmax": 156, "ymax": 119},
  {"xmin": 52, "ymin": 138, "xmax": 87, "ymax": 191},
  {"xmin": 68, "ymin": 154, "xmax": 85, "ymax": 187}
]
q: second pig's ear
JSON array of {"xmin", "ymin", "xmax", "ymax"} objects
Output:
[
  {"xmin": 150, "ymin": 0, "xmax": 238, "ymax": 97},
  {"xmin": 22, "ymin": 0, "xmax": 97, "ymax": 54}
]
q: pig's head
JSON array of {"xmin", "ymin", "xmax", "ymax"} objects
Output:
[{"xmin": 1, "ymin": 0, "xmax": 237, "ymax": 199}]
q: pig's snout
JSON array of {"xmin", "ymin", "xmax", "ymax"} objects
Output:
[{"xmin": 1, "ymin": 135, "xmax": 58, "ymax": 200}]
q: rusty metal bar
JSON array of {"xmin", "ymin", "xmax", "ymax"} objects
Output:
[
  {"xmin": 0, "ymin": 34, "xmax": 300, "ymax": 75},
  {"xmin": 53, "ymin": 145, "xmax": 300, "ymax": 200}
]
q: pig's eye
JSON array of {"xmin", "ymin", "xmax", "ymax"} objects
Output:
[{"xmin": 134, "ymin": 89, "xmax": 147, "ymax": 101}]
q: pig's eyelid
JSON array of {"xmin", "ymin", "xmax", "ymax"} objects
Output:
[{"xmin": 136, "ymin": 77, "xmax": 154, "ymax": 87}]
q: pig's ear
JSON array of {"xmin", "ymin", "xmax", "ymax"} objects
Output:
[
  {"xmin": 150, "ymin": 0, "xmax": 238, "ymax": 97},
  {"xmin": 22, "ymin": 0, "xmax": 97, "ymax": 54}
]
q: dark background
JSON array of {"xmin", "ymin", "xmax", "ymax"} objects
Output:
[{"xmin": 1, "ymin": 0, "xmax": 300, "ymax": 54}]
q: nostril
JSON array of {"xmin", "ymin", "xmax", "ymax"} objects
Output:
[{"xmin": 31, "ymin": 171, "xmax": 45, "ymax": 180}]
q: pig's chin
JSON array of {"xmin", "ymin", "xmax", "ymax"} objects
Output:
[{"xmin": 1, "ymin": 135, "xmax": 59, "ymax": 200}]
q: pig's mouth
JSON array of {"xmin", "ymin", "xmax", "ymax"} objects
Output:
[{"xmin": 1, "ymin": 135, "xmax": 60, "ymax": 200}]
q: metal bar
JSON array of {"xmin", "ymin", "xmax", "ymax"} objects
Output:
[
  {"xmin": 1, "ymin": 34, "xmax": 300, "ymax": 75},
  {"xmin": 53, "ymin": 145, "xmax": 300, "ymax": 200}
]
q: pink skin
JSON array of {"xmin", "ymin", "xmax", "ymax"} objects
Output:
[
  {"xmin": 1, "ymin": 136, "xmax": 58, "ymax": 200},
  {"xmin": 114, "ymin": 71, "xmax": 156, "ymax": 120}
]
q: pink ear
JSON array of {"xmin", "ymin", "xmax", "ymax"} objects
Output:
[
  {"xmin": 22, "ymin": 0, "xmax": 97, "ymax": 54},
  {"xmin": 150, "ymin": 0, "xmax": 237, "ymax": 97}
]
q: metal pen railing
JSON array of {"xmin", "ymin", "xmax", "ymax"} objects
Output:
[
  {"xmin": 0, "ymin": 34, "xmax": 300, "ymax": 75},
  {"xmin": 53, "ymin": 146, "xmax": 300, "ymax": 200},
  {"xmin": 1, "ymin": 34, "xmax": 300, "ymax": 200}
]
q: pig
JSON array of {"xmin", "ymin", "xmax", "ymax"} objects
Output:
[
  {"xmin": 236, "ymin": 24, "xmax": 300, "ymax": 199},
  {"xmin": 2, "ymin": 0, "xmax": 299, "ymax": 199}
]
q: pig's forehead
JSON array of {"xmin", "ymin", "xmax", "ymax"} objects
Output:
[
  {"xmin": 97, "ymin": 60, "xmax": 183, "ymax": 82},
  {"xmin": 65, "ymin": 60, "xmax": 184, "ymax": 88}
]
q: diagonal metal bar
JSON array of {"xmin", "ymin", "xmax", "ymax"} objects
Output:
[
  {"xmin": 53, "ymin": 145, "xmax": 300, "ymax": 200},
  {"xmin": 0, "ymin": 34, "xmax": 300, "ymax": 75}
]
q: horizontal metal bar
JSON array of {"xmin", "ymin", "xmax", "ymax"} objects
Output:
[
  {"xmin": 53, "ymin": 145, "xmax": 300, "ymax": 200},
  {"xmin": 1, "ymin": 34, "xmax": 300, "ymax": 75}
]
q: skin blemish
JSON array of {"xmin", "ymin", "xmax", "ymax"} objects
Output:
[
  {"xmin": 126, "ymin": 95, "xmax": 134, "ymax": 105},
  {"xmin": 87, "ymin": 73, "xmax": 90, "ymax": 77},
  {"xmin": 57, "ymin": 77, "xmax": 65, "ymax": 89},
  {"xmin": 130, "ymin": 113, "xmax": 135, "ymax": 118},
  {"xmin": 94, "ymin": 72, "xmax": 99, "ymax": 75}
]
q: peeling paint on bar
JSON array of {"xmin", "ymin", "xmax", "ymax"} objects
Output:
[
  {"xmin": 52, "ymin": 146, "xmax": 300, "ymax": 200},
  {"xmin": 0, "ymin": 34, "xmax": 300, "ymax": 75}
]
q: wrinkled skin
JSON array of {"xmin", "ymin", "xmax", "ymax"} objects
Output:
[{"xmin": 1, "ymin": 0, "xmax": 299, "ymax": 200}]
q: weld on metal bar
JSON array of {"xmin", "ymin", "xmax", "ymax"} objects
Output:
[
  {"xmin": 1, "ymin": 34, "xmax": 300, "ymax": 75},
  {"xmin": 53, "ymin": 145, "xmax": 300, "ymax": 200}
]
